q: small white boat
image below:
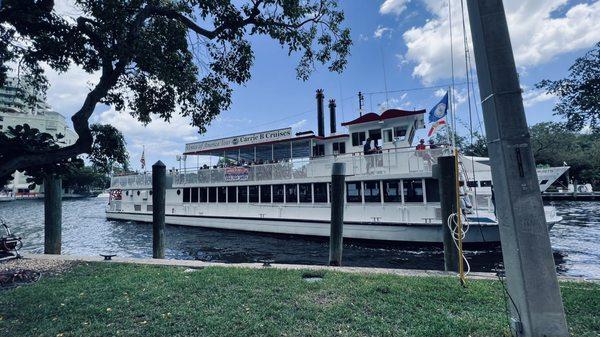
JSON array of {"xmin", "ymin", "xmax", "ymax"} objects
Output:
[
  {"xmin": 105, "ymin": 95, "xmax": 563, "ymax": 244},
  {"xmin": 97, "ymin": 191, "xmax": 110, "ymax": 198},
  {"xmin": 0, "ymin": 190, "xmax": 15, "ymax": 202}
]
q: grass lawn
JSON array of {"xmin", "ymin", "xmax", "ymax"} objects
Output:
[{"xmin": 0, "ymin": 263, "xmax": 598, "ymax": 337}]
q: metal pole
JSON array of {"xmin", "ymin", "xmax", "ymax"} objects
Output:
[
  {"xmin": 466, "ymin": 1, "xmax": 568, "ymax": 335},
  {"xmin": 329, "ymin": 162, "xmax": 345, "ymax": 266},
  {"xmin": 152, "ymin": 161, "xmax": 166, "ymax": 259},
  {"xmin": 436, "ymin": 156, "xmax": 460, "ymax": 272},
  {"xmin": 43, "ymin": 175, "xmax": 62, "ymax": 254}
]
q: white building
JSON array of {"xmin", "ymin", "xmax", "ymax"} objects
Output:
[{"xmin": 0, "ymin": 77, "xmax": 78, "ymax": 196}]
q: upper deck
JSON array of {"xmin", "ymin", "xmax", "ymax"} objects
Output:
[
  {"xmin": 111, "ymin": 98, "xmax": 439, "ymax": 189},
  {"xmin": 110, "ymin": 146, "xmax": 449, "ymax": 189}
]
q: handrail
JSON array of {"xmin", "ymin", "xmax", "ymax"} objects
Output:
[{"xmin": 110, "ymin": 148, "xmax": 447, "ymax": 189}]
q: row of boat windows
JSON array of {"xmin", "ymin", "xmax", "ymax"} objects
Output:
[{"xmin": 178, "ymin": 178, "xmax": 440, "ymax": 204}]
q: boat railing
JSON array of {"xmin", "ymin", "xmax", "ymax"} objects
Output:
[{"xmin": 110, "ymin": 147, "xmax": 450, "ymax": 188}]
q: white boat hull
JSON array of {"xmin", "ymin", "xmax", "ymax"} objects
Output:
[{"xmin": 105, "ymin": 210, "xmax": 504, "ymax": 244}]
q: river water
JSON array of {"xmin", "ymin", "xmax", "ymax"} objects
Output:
[{"xmin": 0, "ymin": 198, "xmax": 598, "ymax": 278}]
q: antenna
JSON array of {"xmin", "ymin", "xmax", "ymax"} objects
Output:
[{"xmin": 358, "ymin": 91, "xmax": 364, "ymax": 116}]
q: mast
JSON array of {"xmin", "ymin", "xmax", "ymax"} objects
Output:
[{"xmin": 466, "ymin": 1, "xmax": 568, "ymax": 336}]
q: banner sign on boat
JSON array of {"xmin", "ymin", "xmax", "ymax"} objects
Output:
[
  {"xmin": 224, "ymin": 167, "xmax": 249, "ymax": 182},
  {"xmin": 185, "ymin": 127, "xmax": 292, "ymax": 153}
]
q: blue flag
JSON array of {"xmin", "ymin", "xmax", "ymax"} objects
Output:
[{"xmin": 428, "ymin": 92, "xmax": 448, "ymax": 123}]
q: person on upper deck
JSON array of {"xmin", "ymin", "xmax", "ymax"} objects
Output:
[
  {"xmin": 416, "ymin": 139, "xmax": 426, "ymax": 151},
  {"xmin": 363, "ymin": 137, "xmax": 373, "ymax": 155},
  {"xmin": 428, "ymin": 139, "xmax": 438, "ymax": 149}
]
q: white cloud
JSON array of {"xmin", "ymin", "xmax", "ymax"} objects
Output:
[
  {"xmin": 373, "ymin": 25, "xmax": 393, "ymax": 39},
  {"xmin": 522, "ymin": 88, "xmax": 555, "ymax": 107},
  {"xmin": 401, "ymin": 0, "xmax": 600, "ymax": 84},
  {"xmin": 43, "ymin": 64, "xmax": 100, "ymax": 120},
  {"xmin": 290, "ymin": 119, "xmax": 307, "ymax": 129},
  {"xmin": 380, "ymin": 0, "xmax": 411, "ymax": 16},
  {"xmin": 94, "ymin": 107, "xmax": 200, "ymax": 167},
  {"xmin": 378, "ymin": 92, "xmax": 411, "ymax": 111}
]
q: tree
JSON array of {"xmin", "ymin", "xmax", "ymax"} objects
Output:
[
  {"xmin": 0, "ymin": 0, "xmax": 351, "ymax": 178},
  {"xmin": 89, "ymin": 124, "xmax": 129, "ymax": 174},
  {"xmin": 0, "ymin": 123, "xmax": 129, "ymax": 187},
  {"xmin": 537, "ymin": 42, "xmax": 600, "ymax": 132},
  {"xmin": 432, "ymin": 129, "xmax": 488, "ymax": 156},
  {"xmin": 62, "ymin": 165, "xmax": 111, "ymax": 193},
  {"xmin": 530, "ymin": 122, "xmax": 600, "ymax": 188}
]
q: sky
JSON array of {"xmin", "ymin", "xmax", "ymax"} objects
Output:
[{"xmin": 41, "ymin": 0, "xmax": 600, "ymax": 170}]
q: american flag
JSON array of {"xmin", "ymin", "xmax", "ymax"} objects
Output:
[{"xmin": 140, "ymin": 146, "xmax": 146, "ymax": 170}]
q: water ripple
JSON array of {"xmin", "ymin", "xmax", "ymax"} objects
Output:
[{"xmin": 0, "ymin": 199, "xmax": 598, "ymax": 277}]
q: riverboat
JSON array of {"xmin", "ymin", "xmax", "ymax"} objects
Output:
[{"xmin": 105, "ymin": 92, "xmax": 562, "ymax": 244}]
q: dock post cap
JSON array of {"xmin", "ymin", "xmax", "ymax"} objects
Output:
[
  {"xmin": 152, "ymin": 160, "xmax": 166, "ymax": 167},
  {"xmin": 332, "ymin": 162, "xmax": 346, "ymax": 176}
]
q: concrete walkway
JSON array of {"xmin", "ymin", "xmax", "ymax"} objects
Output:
[{"xmin": 19, "ymin": 253, "xmax": 598, "ymax": 282}]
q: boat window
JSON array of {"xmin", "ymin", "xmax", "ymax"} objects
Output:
[
  {"xmin": 273, "ymin": 143, "xmax": 291, "ymax": 161},
  {"xmin": 346, "ymin": 182, "xmax": 362, "ymax": 203},
  {"xmin": 286, "ymin": 184, "xmax": 298, "ymax": 203},
  {"xmin": 209, "ymin": 187, "xmax": 217, "ymax": 203},
  {"xmin": 218, "ymin": 187, "xmax": 227, "ymax": 203},
  {"xmin": 260, "ymin": 185, "xmax": 272, "ymax": 203},
  {"xmin": 425, "ymin": 178, "xmax": 440, "ymax": 202},
  {"xmin": 200, "ymin": 187, "xmax": 207, "ymax": 202},
  {"xmin": 540, "ymin": 179, "xmax": 548, "ymax": 185},
  {"xmin": 383, "ymin": 180, "xmax": 401, "ymax": 202},
  {"xmin": 225, "ymin": 150, "xmax": 239, "ymax": 162},
  {"xmin": 394, "ymin": 126, "xmax": 407, "ymax": 140},
  {"xmin": 191, "ymin": 188, "xmax": 199, "ymax": 202},
  {"xmin": 480, "ymin": 180, "xmax": 492, "ymax": 187},
  {"xmin": 332, "ymin": 142, "xmax": 346, "ymax": 155},
  {"xmin": 238, "ymin": 186, "xmax": 248, "ymax": 203},
  {"xmin": 292, "ymin": 140, "xmax": 310, "ymax": 158},
  {"xmin": 227, "ymin": 186, "xmax": 236, "ymax": 203},
  {"xmin": 408, "ymin": 122, "xmax": 416, "ymax": 144},
  {"xmin": 299, "ymin": 183, "xmax": 312, "ymax": 203},
  {"xmin": 368, "ymin": 129, "xmax": 382, "ymax": 142},
  {"xmin": 273, "ymin": 184, "xmax": 284, "ymax": 203},
  {"xmin": 351, "ymin": 132, "xmax": 366, "ymax": 147},
  {"xmin": 183, "ymin": 188, "xmax": 191, "ymax": 203},
  {"xmin": 240, "ymin": 147, "xmax": 254, "ymax": 162},
  {"xmin": 313, "ymin": 183, "xmax": 328, "ymax": 203},
  {"xmin": 249, "ymin": 186, "xmax": 259, "ymax": 203},
  {"xmin": 256, "ymin": 144, "xmax": 272, "ymax": 162},
  {"xmin": 312, "ymin": 144, "xmax": 325, "ymax": 157},
  {"xmin": 467, "ymin": 181, "xmax": 478, "ymax": 188},
  {"xmin": 364, "ymin": 181, "xmax": 381, "ymax": 203},
  {"xmin": 403, "ymin": 179, "xmax": 424, "ymax": 203},
  {"xmin": 383, "ymin": 129, "xmax": 393, "ymax": 143}
]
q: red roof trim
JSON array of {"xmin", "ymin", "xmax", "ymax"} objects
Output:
[{"xmin": 341, "ymin": 109, "xmax": 425, "ymax": 126}]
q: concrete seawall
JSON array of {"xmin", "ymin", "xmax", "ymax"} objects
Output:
[{"xmin": 15, "ymin": 253, "xmax": 599, "ymax": 283}]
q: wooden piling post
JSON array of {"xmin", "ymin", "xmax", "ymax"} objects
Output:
[
  {"xmin": 437, "ymin": 156, "xmax": 460, "ymax": 272},
  {"xmin": 44, "ymin": 174, "xmax": 62, "ymax": 254},
  {"xmin": 329, "ymin": 162, "xmax": 345, "ymax": 266},
  {"xmin": 152, "ymin": 161, "xmax": 166, "ymax": 259}
]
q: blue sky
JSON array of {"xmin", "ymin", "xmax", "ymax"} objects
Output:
[{"xmin": 44, "ymin": 0, "xmax": 600, "ymax": 169}]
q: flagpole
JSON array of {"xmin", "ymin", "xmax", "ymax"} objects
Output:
[{"xmin": 447, "ymin": 86, "xmax": 454, "ymax": 147}]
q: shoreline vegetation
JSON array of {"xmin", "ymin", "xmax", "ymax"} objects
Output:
[{"xmin": 1, "ymin": 262, "xmax": 598, "ymax": 337}]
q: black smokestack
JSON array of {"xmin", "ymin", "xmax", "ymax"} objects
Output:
[
  {"xmin": 329, "ymin": 99, "xmax": 337, "ymax": 134},
  {"xmin": 316, "ymin": 89, "xmax": 325, "ymax": 137}
]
